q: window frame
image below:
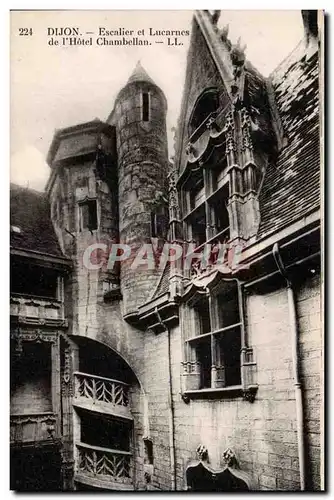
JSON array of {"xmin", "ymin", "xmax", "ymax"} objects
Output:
[
  {"xmin": 78, "ymin": 198, "xmax": 98, "ymax": 233},
  {"xmin": 185, "ymin": 281, "xmax": 242, "ymax": 390},
  {"xmin": 142, "ymin": 91, "xmax": 150, "ymax": 122},
  {"xmin": 182, "ymin": 165, "xmax": 231, "ymax": 249},
  {"xmin": 188, "ymin": 88, "xmax": 220, "ymax": 139},
  {"xmin": 150, "ymin": 203, "xmax": 169, "ymax": 239},
  {"xmin": 181, "ymin": 280, "xmax": 257, "ymax": 400}
]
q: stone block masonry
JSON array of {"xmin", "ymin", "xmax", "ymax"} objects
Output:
[
  {"xmin": 131, "ymin": 272, "xmax": 322, "ymax": 491},
  {"xmin": 110, "ymin": 73, "xmax": 169, "ymax": 316}
]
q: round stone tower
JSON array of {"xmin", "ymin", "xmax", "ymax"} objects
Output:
[{"xmin": 107, "ymin": 62, "xmax": 169, "ymax": 318}]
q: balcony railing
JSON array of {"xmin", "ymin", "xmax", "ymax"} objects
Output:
[
  {"xmin": 10, "ymin": 293, "xmax": 66, "ymax": 326},
  {"xmin": 75, "ymin": 442, "xmax": 133, "ymax": 489},
  {"xmin": 10, "ymin": 412, "xmax": 57, "ymax": 445},
  {"xmin": 73, "ymin": 372, "xmax": 131, "ymax": 418}
]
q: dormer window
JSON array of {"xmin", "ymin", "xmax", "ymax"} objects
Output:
[
  {"xmin": 189, "ymin": 88, "xmax": 220, "ymax": 138},
  {"xmin": 142, "ymin": 92, "xmax": 150, "ymax": 122}
]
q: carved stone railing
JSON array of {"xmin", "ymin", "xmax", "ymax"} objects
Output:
[
  {"xmin": 75, "ymin": 442, "xmax": 133, "ymax": 489},
  {"xmin": 10, "ymin": 294, "xmax": 67, "ymax": 327},
  {"xmin": 73, "ymin": 372, "xmax": 132, "ymax": 418},
  {"xmin": 10, "ymin": 412, "xmax": 57, "ymax": 445}
]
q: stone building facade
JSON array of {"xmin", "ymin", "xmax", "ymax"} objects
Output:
[{"xmin": 10, "ymin": 10, "xmax": 322, "ymax": 491}]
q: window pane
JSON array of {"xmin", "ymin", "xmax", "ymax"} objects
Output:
[
  {"xmin": 80, "ymin": 411, "xmax": 131, "ymax": 451},
  {"xmin": 80, "ymin": 200, "xmax": 98, "ymax": 231},
  {"xmin": 195, "ymin": 337, "xmax": 212, "ymax": 389},
  {"xmin": 189, "ymin": 89, "xmax": 219, "ymax": 136},
  {"xmin": 88, "ymin": 200, "xmax": 98, "ymax": 230},
  {"xmin": 151, "ymin": 205, "xmax": 169, "ymax": 238},
  {"xmin": 217, "ymin": 282, "xmax": 240, "ymax": 328},
  {"xmin": 194, "ymin": 296, "xmax": 211, "ymax": 334},
  {"xmin": 142, "ymin": 92, "xmax": 149, "ymax": 122},
  {"xmin": 211, "ymin": 159, "xmax": 227, "ymax": 193},
  {"xmin": 210, "ymin": 184, "xmax": 230, "ymax": 238},
  {"xmin": 190, "ymin": 178, "xmax": 205, "ymax": 211},
  {"xmin": 190, "ymin": 205, "xmax": 206, "ymax": 247},
  {"xmin": 11, "ymin": 261, "xmax": 58, "ymax": 298},
  {"xmin": 80, "ymin": 204, "xmax": 89, "ymax": 230},
  {"xmin": 216, "ymin": 327, "xmax": 241, "ymax": 387}
]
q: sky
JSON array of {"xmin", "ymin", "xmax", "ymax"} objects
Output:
[{"xmin": 10, "ymin": 10, "xmax": 304, "ymax": 191}]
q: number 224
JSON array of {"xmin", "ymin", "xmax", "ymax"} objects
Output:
[{"xmin": 18, "ymin": 28, "xmax": 33, "ymax": 36}]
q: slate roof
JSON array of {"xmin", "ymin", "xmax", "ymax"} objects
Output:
[
  {"xmin": 258, "ymin": 42, "xmax": 320, "ymax": 238},
  {"xmin": 127, "ymin": 61, "xmax": 156, "ymax": 86},
  {"xmin": 10, "ymin": 183, "xmax": 64, "ymax": 257}
]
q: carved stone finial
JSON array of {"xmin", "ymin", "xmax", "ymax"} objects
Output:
[
  {"xmin": 196, "ymin": 444, "xmax": 208, "ymax": 462},
  {"xmin": 211, "ymin": 10, "xmax": 221, "ymax": 25},
  {"xmin": 220, "ymin": 24, "xmax": 229, "ymax": 40},
  {"xmin": 222, "ymin": 448, "xmax": 238, "ymax": 468},
  {"xmin": 168, "ymin": 161, "xmax": 181, "ymax": 221},
  {"xmin": 186, "ymin": 142, "xmax": 196, "ymax": 157}
]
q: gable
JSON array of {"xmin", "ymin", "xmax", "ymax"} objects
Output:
[{"xmin": 175, "ymin": 17, "xmax": 231, "ymax": 177}]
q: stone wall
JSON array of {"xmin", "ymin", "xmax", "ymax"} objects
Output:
[
  {"xmin": 137, "ymin": 271, "xmax": 322, "ymax": 491},
  {"xmin": 296, "ymin": 272, "xmax": 322, "ymax": 490}
]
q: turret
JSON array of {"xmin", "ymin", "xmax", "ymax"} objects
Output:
[
  {"xmin": 46, "ymin": 119, "xmax": 120, "ymax": 336},
  {"xmin": 107, "ymin": 62, "xmax": 169, "ymax": 317}
]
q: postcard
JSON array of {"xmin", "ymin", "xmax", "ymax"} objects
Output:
[{"xmin": 10, "ymin": 9, "xmax": 324, "ymax": 492}]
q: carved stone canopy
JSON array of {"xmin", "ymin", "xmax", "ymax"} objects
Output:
[
  {"xmin": 186, "ymin": 462, "xmax": 249, "ymax": 491},
  {"xmin": 185, "ymin": 446, "xmax": 254, "ymax": 491}
]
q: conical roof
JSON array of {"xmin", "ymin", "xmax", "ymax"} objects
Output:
[{"xmin": 127, "ymin": 61, "xmax": 156, "ymax": 85}]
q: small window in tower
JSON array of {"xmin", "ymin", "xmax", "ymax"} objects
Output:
[
  {"xmin": 142, "ymin": 92, "xmax": 150, "ymax": 122},
  {"xmin": 151, "ymin": 204, "xmax": 169, "ymax": 239},
  {"xmin": 144, "ymin": 438, "xmax": 154, "ymax": 465},
  {"xmin": 79, "ymin": 199, "xmax": 98, "ymax": 232}
]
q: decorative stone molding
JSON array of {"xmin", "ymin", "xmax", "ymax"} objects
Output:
[
  {"xmin": 168, "ymin": 162, "xmax": 181, "ymax": 222},
  {"xmin": 181, "ymin": 361, "xmax": 202, "ymax": 391},
  {"xmin": 222, "ymin": 447, "xmax": 238, "ymax": 468},
  {"xmin": 240, "ymin": 346, "xmax": 258, "ymax": 402},
  {"xmin": 240, "ymin": 107, "xmax": 254, "ymax": 153},
  {"xmin": 10, "ymin": 412, "xmax": 58, "ymax": 445},
  {"xmin": 185, "ymin": 142, "xmax": 197, "ymax": 158},
  {"xmin": 63, "ymin": 347, "xmax": 71, "ymax": 385},
  {"xmin": 10, "ymin": 329, "xmax": 57, "ymax": 344},
  {"xmin": 196, "ymin": 444, "xmax": 209, "ymax": 462},
  {"xmin": 242, "ymin": 388, "xmax": 257, "ymax": 403},
  {"xmin": 185, "ymin": 446, "xmax": 254, "ymax": 491}
]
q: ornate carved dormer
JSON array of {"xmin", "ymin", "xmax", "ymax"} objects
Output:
[{"xmin": 177, "ymin": 10, "xmax": 278, "ymax": 249}]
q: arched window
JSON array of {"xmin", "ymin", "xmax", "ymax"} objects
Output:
[{"xmin": 188, "ymin": 88, "xmax": 220, "ymax": 137}]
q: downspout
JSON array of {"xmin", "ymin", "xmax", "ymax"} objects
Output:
[
  {"xmin": 155, "ymin": 308, "xmax": 177, "ymax": 491},
  {"xmin": 272, "ymin": 243, "xmax": 306, "ymax": 491}
]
